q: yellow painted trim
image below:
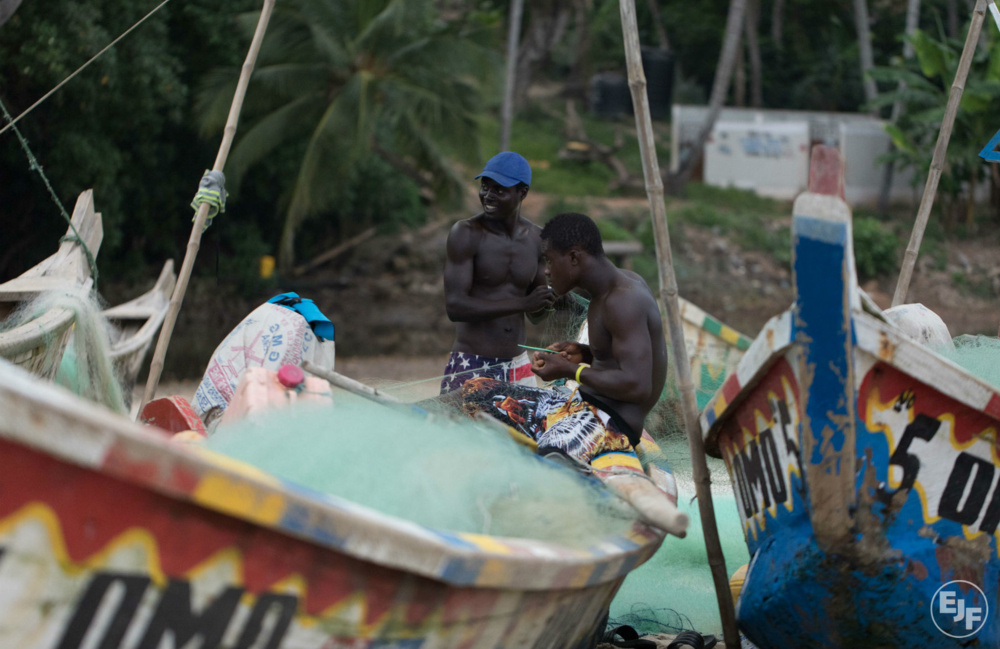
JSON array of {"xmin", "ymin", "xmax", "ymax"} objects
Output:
[
  {"xmin": 719, "ymin": 326, "xmax": 742, "ymax": 347},
  {"xmin": 192, "ymin": 472, "xmax": 287, "ymax": 526},
  {"xmin": 457, "ymin": 533, "xmax": 515, "ymax": 555}
]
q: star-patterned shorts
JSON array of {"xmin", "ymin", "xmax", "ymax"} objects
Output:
[
  {"xmin": 439, "ymin": 351, "xmax": 535, "ymax": 394},
  {"xmin": 459, "ymin": 377, "xmax": 635, "ymax": 466}
]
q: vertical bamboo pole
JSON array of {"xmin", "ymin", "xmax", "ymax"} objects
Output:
[
  {"xmin": 139, "ymin": 0, "xmax": 276, "ymax": 414},
  {"xmin": 499, "ymin": 0, "xmax": 525, "ymax": 152},
  {"xmin": 892, "ymin": 0, "xmax": 986, "ymax": 306},
  {"xmin": 617, "ymin": 1, "xmax": 740, "ymax": 646}
]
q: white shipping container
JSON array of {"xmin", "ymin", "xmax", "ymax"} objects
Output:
[
  {"xmin": 839, "ymin": 121, "xmax": 917, "ymax": 206},
  {"xmin": 703, "ymin": 121, "xmax": 811, "ymax": 200}
]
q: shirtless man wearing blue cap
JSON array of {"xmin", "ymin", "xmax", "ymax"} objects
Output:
[{"xmin": 440, "ymin": 152, "xmax": 555, "ymax": 394}]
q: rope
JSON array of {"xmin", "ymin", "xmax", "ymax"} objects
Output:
[
  {"xmin": 0, "ymin": 0, "xmax": 174, "ymax": 139},
  {"xmin": 0, "ymin": 98, "xmax": 99, "ymax": 284},
  {"xmin": 190, "ymin": 170, "xmax": 228, "ymax": 230}
]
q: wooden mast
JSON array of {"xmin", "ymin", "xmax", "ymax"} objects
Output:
[
  {"xmin": 892, "ymin": 0, "xmax": 986, "ymax": 306},
  {"xmin": 617, "ymin": 1, "xmax": 740, "ymax": 646},
  {"xmin": 139, "ymin": 0, "xmax": 277, "ymax": 413}
]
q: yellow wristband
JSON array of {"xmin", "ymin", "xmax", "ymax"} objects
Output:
[{"xmin": 575, "ymin": 363, "xmax": 590, "ymax": 384}]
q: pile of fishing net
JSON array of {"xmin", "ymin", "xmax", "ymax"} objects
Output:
[
  {"xmin": 205, "ymin": 394, "xmax": 638, "ymax": 549},
  {"xmin": 937, "ymin": 334, "xmax": 1000, "ymax": 389},
  {"xmin": 208, "ymin": 290, "xmax": 748, "ymax": 637},
  {"xmin": 0, "ymin": 288, "xmax": 127, "ymax": 414}
]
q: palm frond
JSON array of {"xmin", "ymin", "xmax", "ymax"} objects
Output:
[
  {"xmin": 250, "ymin": 63, "xmax": 331, "ymax": 100},
  {"xmin": 225, "ymin": 93, "xmax": 327, "ymax": 195},
  {"xmin": 196, "ymin": 67, "xmax": 241, "ymax": 135}
]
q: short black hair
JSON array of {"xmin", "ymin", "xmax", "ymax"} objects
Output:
[{"xmin": 541, "ymin": 213, "xmax": 604, "ymax": 257}]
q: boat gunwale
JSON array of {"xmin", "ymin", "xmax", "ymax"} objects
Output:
[
  {"xmin": 700, "ymin": 302, "xmax": 1000, "ymax": 458},
  {"xmin": 0, "ymin": 305, "xmax": 77, "ymax": 356},
  {"xmin": 0, "ymin": 359, "xmax": 664, "ymax": 591},
  {"xmin": 104, "ymin": 259, "xmax": 176, "ymax": 360}
]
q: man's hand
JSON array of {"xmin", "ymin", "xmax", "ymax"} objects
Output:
[
  {"xmin": 531, "ymin": 349, "xmax": 577, "ymax": 381},
  {"xmin": 523, "ymin": 285, "xmax": 555, "ymax": 314},
  {"xmin": 547, "ymin": 340, "xmax": 592, "ymax": 365}
]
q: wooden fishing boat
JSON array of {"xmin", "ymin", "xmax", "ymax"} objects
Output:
[
  {"xmin": 103, "ymin": 259, "xmax": 176, "ymax": 390},
  {"xmin": 0, "ymin": 356, "xmax": 667, "ymax": 649},
  {"xmin": 700, "ymin": 148, "xmax": 999, "ymax": 648},
  {"xmin": 0, "ymin": 190, "xmax": 103, "ymax": 379},
  {"xmin": 669, "ymin": 298, "xmax": 751, "ymax": 410}
]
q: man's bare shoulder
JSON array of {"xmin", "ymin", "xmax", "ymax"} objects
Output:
[
  {"xmin": 448, "ymin": 214, "xmax": 486, "ymax": 239},
  {"xmin": 605, "ymin": 270, "xmax": 658, "ymax": 312},
  {"xmin": 446, "ymin": 216, "xmax": 488, "ymax": 259},
  {"xmin": 519, "ymin": 216, "xmax": 542, "ymax": 232}
]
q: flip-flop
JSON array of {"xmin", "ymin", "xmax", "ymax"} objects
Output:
[
  {"xmin": 602, "ymin": 625, "xmax": 657, "ymax": 649},
  {"xmin": 666, "ymin": 630, "xmax": 719, "ymax": 649}
]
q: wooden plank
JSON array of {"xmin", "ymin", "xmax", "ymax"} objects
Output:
[{"xmin": 791, "ymin": 145, "xmax": 857, "ymax": 552}]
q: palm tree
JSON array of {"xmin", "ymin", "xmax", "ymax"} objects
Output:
[{"xmin": 199, "ymin": 0, "xmax": 498, "ymax": 269}]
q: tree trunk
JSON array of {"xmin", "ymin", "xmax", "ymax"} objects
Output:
[
  {"xmin": 0, "ymin": 0, "xmax": 23, "ymax": 28},
  {"xmin": 877, "ymin": 0, "xmax": 921, "ymax": 213},
  {"xmin": 771, "ymin": 0, "xmax": 785, "ymax": 50},
  {"xmin": 665, "ymin": 0, "xmax": 748, "ymax": 193},
  {"xmin": 734, "ymin": 38, "xmax": 746, "ymax": 107},
  {"xmin": 646, "ymin": 0, "xmax": 671, "ymax": 50},
  {"xmin": 500, "ymin": 0, "xmax": 525, "ymax": 151},
  {"xmin": 745, "ymin": 0, "xmax": 764, "ymax": 107},
  {"xmin": 853, "ymin": 0, "xmax": 879, "ymax": 110},
  {"xmin": 947, "ymin": 0, "xmax": 960, "ymax": 37},
  {"xmin": 567, "ymin": 0, "xmax": 592, "ymax": 96},
  {"xmin": 513, "ymin": 3, "xmax": 571, "ymax": 109}
]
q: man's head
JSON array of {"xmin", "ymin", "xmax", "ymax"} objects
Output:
[
  {"xmin": 476, "ymin": 151, "xmax": 531, "ymax": 188},
  {"xmin": 540, "ymin": 212, "xmax": 605, "ymax": 295},
  {"xmin": 475, "ymin": 152, "xmax": 530, "ymax": 218}
]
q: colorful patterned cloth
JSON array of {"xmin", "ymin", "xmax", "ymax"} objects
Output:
[
  {"xmin": 439, "ymin": 351, "xmax": 535, "ymax": 394},
  {"xmin": 460, "ymin": 377, "xmax": 634, "ymax": 466},
  {"xmin": 193, "ymin": 302, "xmax": 335, "ymax": 429}
]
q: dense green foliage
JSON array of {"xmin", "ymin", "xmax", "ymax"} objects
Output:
[
  {"xmin": 197, "ymin": 0, "xmax": 500, "ymax": 269},
  {"xmin": 0, "ymin": 0, "xmax": 991, "ymax": 283},
  {"xmin": 852, "ymin": 216, "xmax": 899, "ymax": 280},
  {"xmin": 0, "ymin": 0, "xmax": 257, "ymax": 280},
  {"xmin": 870, "ymin": 26, "xmax": 1000, "ymax": 227}
]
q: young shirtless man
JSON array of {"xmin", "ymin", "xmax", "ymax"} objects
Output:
[
  {"xmin": 460, "ymin": 212, "xmax": 667, "ymax": 467},
  {"xmin": 440, "ymin": 152, "xmax": 555, "ymax": 393}
]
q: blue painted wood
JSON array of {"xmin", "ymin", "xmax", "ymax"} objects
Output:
[
  {"xmin": 720, "ymin": 197, "xmax": 1000, "ymax": 648},
  {"xmin": 978, "ymin": 128, "xmax": 1000, "ymax": 162}
]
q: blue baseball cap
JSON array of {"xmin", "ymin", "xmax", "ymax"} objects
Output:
[{"xmin": 475, "ymin": 151, "xmax": 531, "ymax": 187}]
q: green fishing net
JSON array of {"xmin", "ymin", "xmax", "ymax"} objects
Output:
[
  {"xmin": 937, "ymin": 334, "xmax": 1000, "ymax": 390},
  {"xmin": 1, "ymin": 288, "xmax": 127, "ymax": 414},
  {"xmin": 609, "ymin": 441, "xmax": 748, "ymax": 636},
  {"xmin": 304, "ymin": 292, "xmax": 747, "ymax": 636},
  {"xmin": 205, "ymin": 395, "xmax": 638, "ymax": 549}
]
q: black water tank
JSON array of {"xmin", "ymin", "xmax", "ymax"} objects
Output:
[
  {"xmin": 588, "ymin": 71, "xmax": 631, "ymax": 120},
  {"xmin": 641, "ymin": 46, "xmax": 674, "ymax": 121}
]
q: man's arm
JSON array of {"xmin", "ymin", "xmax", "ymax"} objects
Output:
[
  {"xmin": 533, "ymin": 292, "xmax": 652, "ymax": 403},
  {"xmin": 588, "ymin": 295, "xmax": 654, "ymax": 403},
  {"xmin": 444, "ymin": 221, "xmax": 552, "ymax": 322}
]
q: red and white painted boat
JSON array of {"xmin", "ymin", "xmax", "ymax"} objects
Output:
[{"xmin": 0, "ymin": 357, "xmax": 667, "ymax": 649}]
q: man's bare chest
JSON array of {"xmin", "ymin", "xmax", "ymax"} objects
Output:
[{"xmin": 473, "ymin": 237, "xmax": 537, "ymax": 287}]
